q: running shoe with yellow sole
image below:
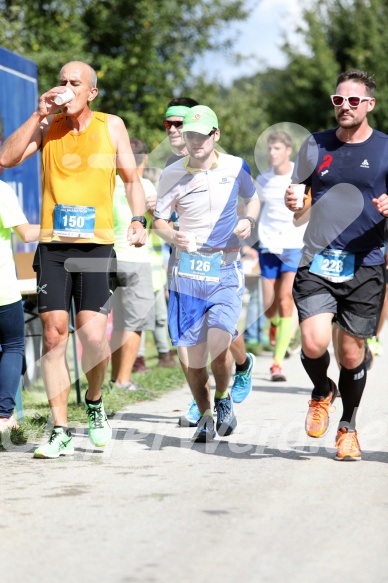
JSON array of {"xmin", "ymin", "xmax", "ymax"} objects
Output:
[
  {"xmin": 305, "ymin": 379, "xmax": 338, "ymax": 438},
  {"xmin": 85, "ymin": 398, "xmax": 112, "ymax": 447},
  {"xmin": 34, "ymin": 428, "xmax": 74, "ymax": 459},
  {"xmin": 335, "ymin": 427, "xmax": 361, "ymax": 461}
]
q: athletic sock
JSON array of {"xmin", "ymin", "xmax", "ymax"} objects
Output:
[
  {"xmin": 274, "ymin": 317, "xmax": 293, "ymax": 366},
  {"xmin": 215, "ymin": 389, "xmax": 229, "ymax": 400},
  {"xmin": 236, "ymin": 356, "xmax": 250, "ymax": 373},
  {"xmin": 270, "ymin": 314, "xmax": 280, "ymax": 327},
  {"xmin": 301, "ymin": 350, "xmax": 331, "ymax": 398},
  {"xmin": 201, "ymin": 409, "xmax": 213, "ymax": 418},
  {"xmin": 338, "ymin": 361, "xmax": 367, "ymax": 431},
  {"xmin": 85, "ymin": 394, "xmax": 102, "ymax": 406}
]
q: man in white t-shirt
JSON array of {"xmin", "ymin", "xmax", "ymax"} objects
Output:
[{"xmin": 257, "ymin": 131, "xmax": 306, "ymax": 381}]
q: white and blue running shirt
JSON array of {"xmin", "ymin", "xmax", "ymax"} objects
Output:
[{"xmin": 154, "ymin": 151, "xmax": 258, "ymax": 250}]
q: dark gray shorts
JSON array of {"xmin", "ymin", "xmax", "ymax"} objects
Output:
[{"xmin": 293, "ymin": 264, "xmax": 386, "ymax": 338}]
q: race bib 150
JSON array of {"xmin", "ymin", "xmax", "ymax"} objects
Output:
[{"xmin": 53, "ymin": 204, "xmax": 96, "ymax": 238}]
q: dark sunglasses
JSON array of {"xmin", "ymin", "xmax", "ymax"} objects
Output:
[
  {"xmin": 330, "ymin": 95, "xmax": 372, "ymax": 108},
  {"xmin": 163, "ymin": 119, "xmax": 183, "ymax": 130}
]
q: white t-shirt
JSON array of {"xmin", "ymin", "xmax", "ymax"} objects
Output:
[
  {"xmin": 0, "ymin": 180, "xmax": 28, "ymax": 305},
  {"xmin": 257, "ymin": 164, "xmax": 306, "ymax": 250}
]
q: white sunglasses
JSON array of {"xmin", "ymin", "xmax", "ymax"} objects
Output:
[{"xmin": 331, "ymin": 95, "xmax": 372, "ymax": 108}]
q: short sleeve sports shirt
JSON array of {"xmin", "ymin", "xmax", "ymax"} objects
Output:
[
  {"xmin": 292, "ymin": 128, "xmax": 388, "ymax": 265},
  {"xmin": 154, "ymin": 151, "xmax": 258, "ymax": 250}
]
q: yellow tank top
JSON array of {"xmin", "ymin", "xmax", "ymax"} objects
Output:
[{"xmin": 40, "ymin": 112, "xmax": 116, "ymax": 243}]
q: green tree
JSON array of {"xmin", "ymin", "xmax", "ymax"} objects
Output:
[
  {"xmin": 186, "ymin": 75, "xmax": 269, "ymax": 174},
  {"xmin": 262, "ymin": 0, "xmax": 388, "ymax": 133},
  {"xmin": 0, "ymin": 1, "xmax": 90, "ymax": 85},
  {"xmin": 0, "ymin": 0, "xmax": 251, "ymax": 146},
  {"xmin": 0, "ymin": 5, "xmax": 25, "ymax": 54}
]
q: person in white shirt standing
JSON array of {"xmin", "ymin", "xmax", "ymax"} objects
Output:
[{"xmin": 257, "ymin": 131, "xmax": 306, "ymax": 381}]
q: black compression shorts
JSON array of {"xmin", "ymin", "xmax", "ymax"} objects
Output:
[{"xmin": 33, "ymin": 243, "xmax": 116, "ymax": 315}]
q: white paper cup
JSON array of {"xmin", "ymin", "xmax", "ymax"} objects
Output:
[
  {"xmin": 186, "ymin": 233, "xmax": 197, "ymax": 253},
  {"xmin": 54, "ymin": 88, "xmax": 75, "ymax": 106},
  {"xmin": 290, "ymin": 183, "xmax": 305, "ymax": 210}
]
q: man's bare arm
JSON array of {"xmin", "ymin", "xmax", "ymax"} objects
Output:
[
  {"xmin": 0, "ymin": 87, "xmax": 64, "ymax": 168},
  {"xmin": 0, "ymin": 113, "xmax": 48, "ymax": 168}
]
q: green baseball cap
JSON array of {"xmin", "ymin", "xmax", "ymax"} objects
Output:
[{"xmin": 183, "ymin": 105, "xmax": 218, "ymax": 135}]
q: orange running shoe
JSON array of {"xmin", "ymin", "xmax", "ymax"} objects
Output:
[
  {"xmin": 270, "ymin": 362, "xmax": 286, "ymax": 382},
  {"xmin": 305, "ymin": 379, "xmax": 338, "ymax": 438},
  {"xmin": 335, "ymin": 427, "xmax": 361, "ymax": 461}
]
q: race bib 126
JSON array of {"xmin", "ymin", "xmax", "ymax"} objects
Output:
[{"xmin": 178, "ymin": 251, "xmax": 222, "ymax": 282}]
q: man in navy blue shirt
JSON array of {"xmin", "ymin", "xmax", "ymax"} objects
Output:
[{"xmin": 285, "ymin": 69, "xmax": 388, "ymax": 461}]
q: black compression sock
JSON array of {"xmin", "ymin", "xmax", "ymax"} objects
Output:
[
  {"xmin": 338, "ymin": 361, "xmax": 367, "ymax": 431},
  {"xmin": 301, "ymin": 350, "xmax": 331, "ymax": 398},
  {"xmin": 236, "ymin": 357, "xmax": 250, "ymax": 373}
]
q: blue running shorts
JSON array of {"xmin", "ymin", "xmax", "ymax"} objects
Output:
[
  {"xmin": 168, "ymin": 261, "xmax": 244, "ymax": 346},
  {"xmin": 259, "ymin": 248, "xmax": 302, "ymax": 280}
]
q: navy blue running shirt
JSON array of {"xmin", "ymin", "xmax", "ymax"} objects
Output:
[{"xmin": 292, "ymin": 129, "xmax": 388, "ymax": 265}]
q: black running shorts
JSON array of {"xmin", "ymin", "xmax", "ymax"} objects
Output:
[
  {"xmin": 293, "ymin": 263, "xmax": 386, "ymax": 338},
  {"xmin": 33, "ymin": 243, "xmax": 116, "ymax": 314}
]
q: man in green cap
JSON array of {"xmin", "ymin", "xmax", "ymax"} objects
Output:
[{"xmin": 154, "ymin": 105, "xmax": 260, "ymax": 442}]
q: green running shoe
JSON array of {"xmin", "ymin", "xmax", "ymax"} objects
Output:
[
  {"xmin": 33, "ymin": 428, "xmax": 74, "ymax": 459},
  {"xmin": 367, "ymin": 336, "xmax": 383, "ymax": 356},
  {"xmin": 85, "ymin": 397, "xmax": 112, "ymax": 447}
]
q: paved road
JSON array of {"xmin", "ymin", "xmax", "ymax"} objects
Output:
[{"xmin": 2, "ymin": 328, "xmax": 388, "ymax": 583}]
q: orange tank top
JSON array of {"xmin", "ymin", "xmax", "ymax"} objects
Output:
[{"xmin": 40, "ymin": 112, "xmax": 116, "ymax": 243}]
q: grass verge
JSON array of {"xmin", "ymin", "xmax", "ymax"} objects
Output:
[{"xmin": 1, "ymin": 350, "xmax": 186, "ymax": 449}]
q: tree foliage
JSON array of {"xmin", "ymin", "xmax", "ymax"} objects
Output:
[
  {"xmin": 0, "ymin": 0, "xmax": 251, "ymax": 145},
  {"xmin": 261, "ymin": 0, "xmax": 388, "ymax": 133}
]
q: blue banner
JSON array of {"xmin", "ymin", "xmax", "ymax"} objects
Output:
[{"xmin": 0, "ymin": 47, "xmax": 40, "ymax": 242}]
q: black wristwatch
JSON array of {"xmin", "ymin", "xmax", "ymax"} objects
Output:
[
  {"xmin": 131, "ymin": 216, "xmax": 147, "ymax": 228},
  {"xmin": 244, "ymin": 216, "xmax": 256, "ymax": 230}
]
